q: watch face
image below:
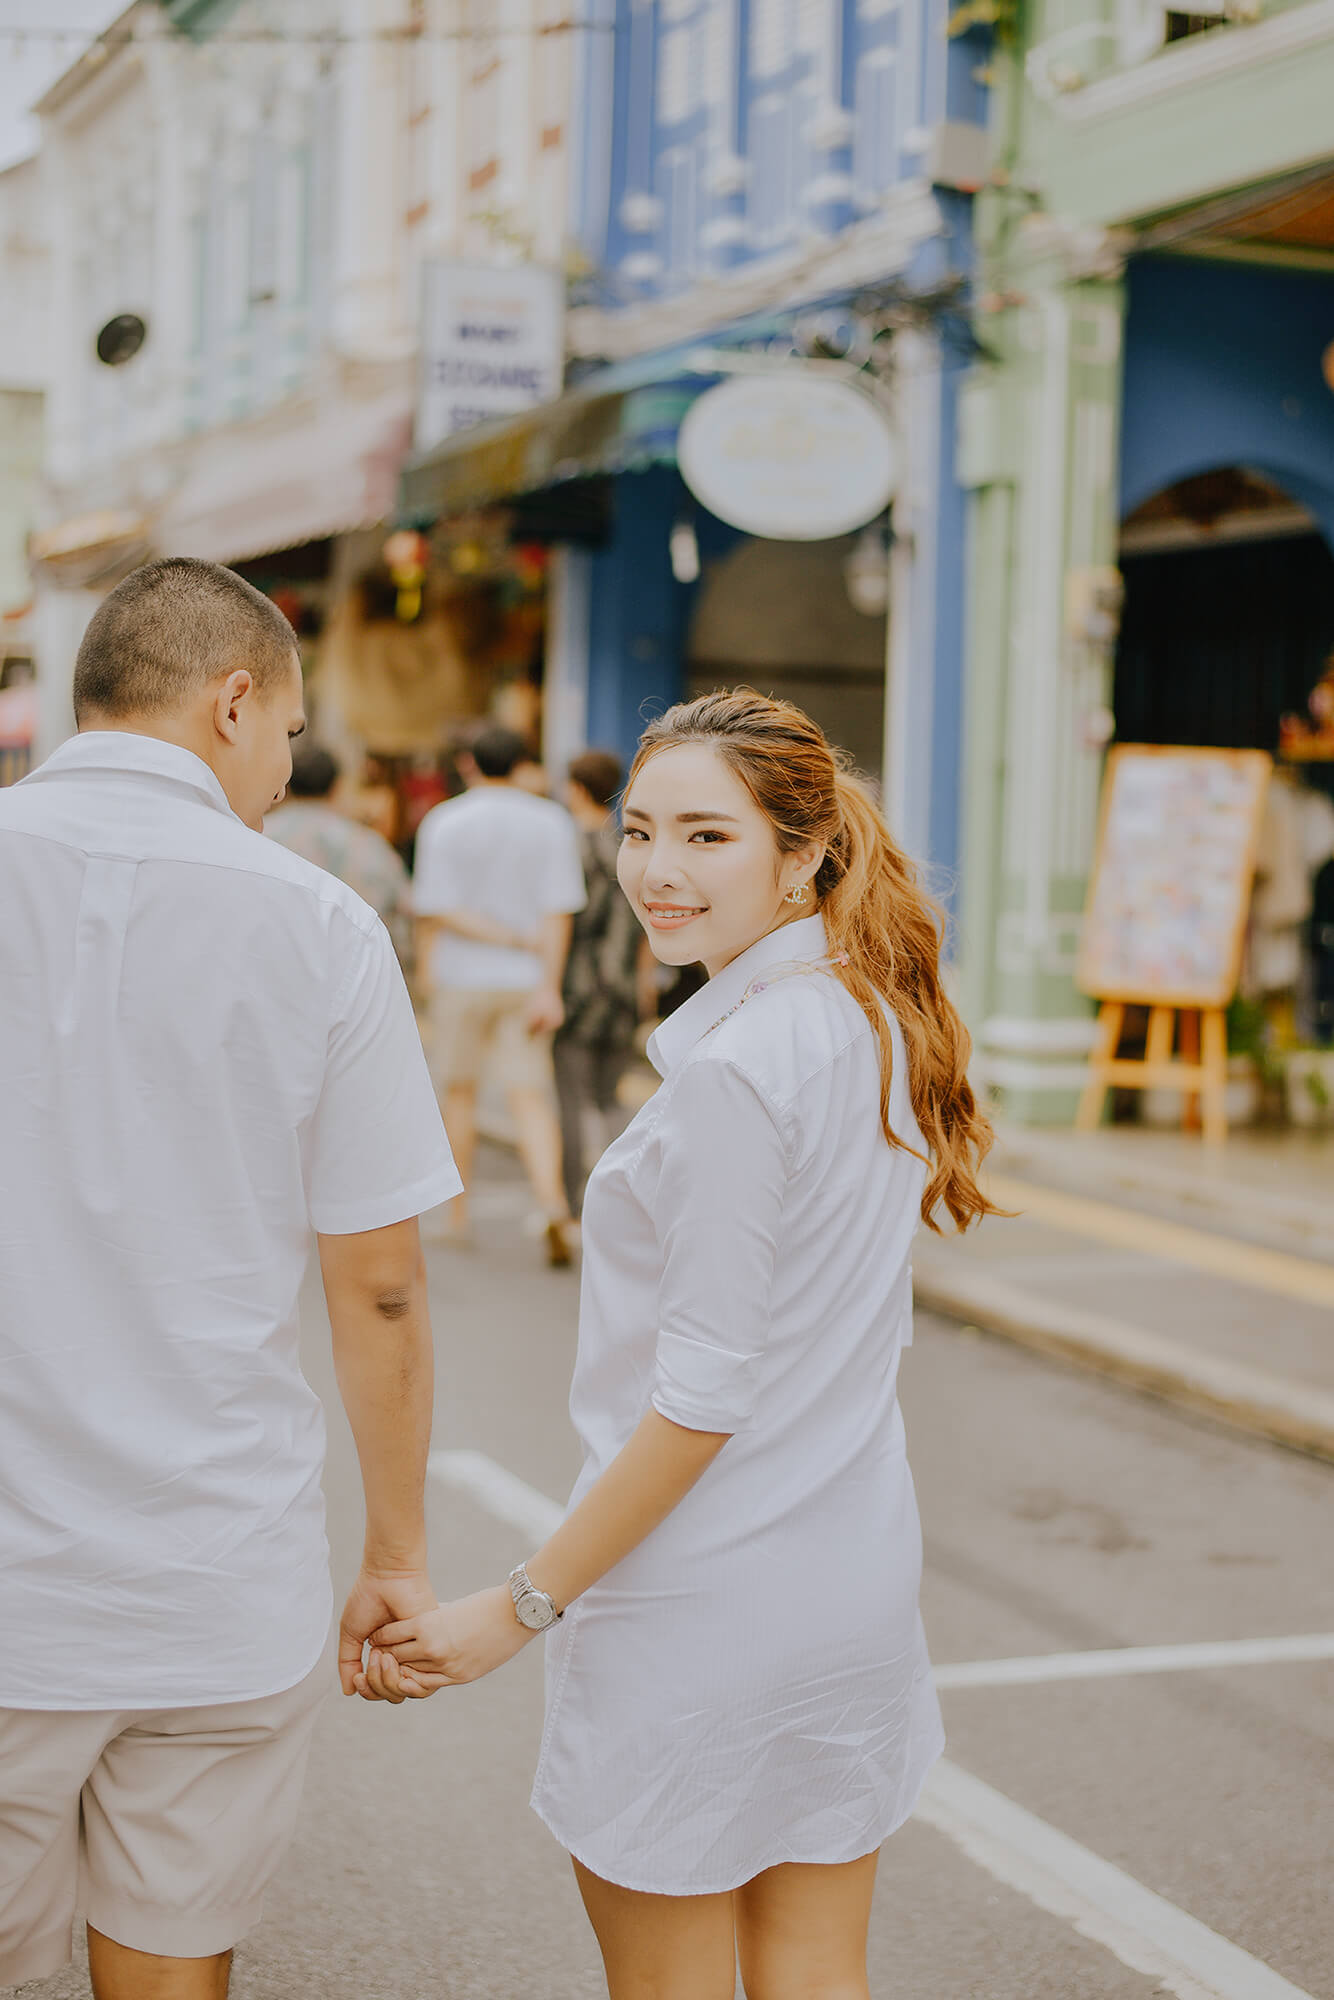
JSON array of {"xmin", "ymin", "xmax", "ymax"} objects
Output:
[{"xmin": 517, "ymin": 1592, "xmax": 553, "ymax": 1631}]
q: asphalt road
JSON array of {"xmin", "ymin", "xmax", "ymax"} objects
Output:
[{"xmin": 16, "ymin": 1153, "xmax": 1334, "ymax": 1999}]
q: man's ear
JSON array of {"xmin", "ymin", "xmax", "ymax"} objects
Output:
[{"xmin": 212, "ymin": 669, "xmax": 254, "ymax": 744}]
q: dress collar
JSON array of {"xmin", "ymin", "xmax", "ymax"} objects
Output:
[
  {"xmin": 23, "ymin": 731, "xmax": 238, "ymax": 820},
  {"xmin": 647, "ymin": 914, "xmax": 831, "ymax": 1077}
]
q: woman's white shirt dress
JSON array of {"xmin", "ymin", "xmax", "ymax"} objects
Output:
[{"xmin": 530, "ymin": 916, "xmax": 945, "ymax": 1895}]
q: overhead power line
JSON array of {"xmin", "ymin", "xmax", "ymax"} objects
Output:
[{"xmin": 0, "ymin": 18, "xmax": 616, "ymax": 45}]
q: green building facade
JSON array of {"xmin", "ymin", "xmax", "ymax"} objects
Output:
[{"xmin": 959, "ymin": 0, "xmax": 1334, "ymax": 1118}]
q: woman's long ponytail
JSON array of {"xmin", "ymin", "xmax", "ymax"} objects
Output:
[{"xmin": 821, "ymin": 770, "xmax": 994, "ymax": 1230}]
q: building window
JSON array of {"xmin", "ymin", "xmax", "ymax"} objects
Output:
[
  {"xmin": 659, "ymin": 146, "xmax": 698, "ymax": 282},
  {"xmin": 853, "ymin": 48, "xmax": 895, "ymax": 208},
  {"xmin": 751, "ymin": 0, "xmax": 794, "ymax": 78},
  {"xmin": 658, "ymin": 22, "xmax": 697, "ymax": 124},
  {"xmin": 749, "ymin": 91, "xmax": 795, "ymax": 245}
]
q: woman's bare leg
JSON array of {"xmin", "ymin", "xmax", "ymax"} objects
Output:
[
  {"xmin": 734, "ymin": 1851, "xmax": 879, "ymax": 2000},
  {"xmin": 572, "ymin": 1858, "xmax": 737, "ymax": 2000}
]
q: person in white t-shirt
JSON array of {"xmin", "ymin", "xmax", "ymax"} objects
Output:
[
  {"xmin": 414, "ymin": 726, "xmax": 586, "ymax": 1266},
  {"xmin": 0, "ymin": 559, "xmax": 460, "ymax": 2000}
]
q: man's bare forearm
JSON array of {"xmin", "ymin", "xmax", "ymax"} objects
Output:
[
  {"xmin": 537, "ymin": 911, "xmax": 573, "ymax": 991},
  {"xmin": 319, "ymin": 1225, "xmax": 435, "ymax": 1567},
  {"xmin": 421, "ymin": 908, "xmax": 535, "ymax": 952}
]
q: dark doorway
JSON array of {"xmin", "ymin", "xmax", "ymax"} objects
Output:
[{"xmin": 1114, "ymin": 471, "xmax": 1334, "ymax": 751}]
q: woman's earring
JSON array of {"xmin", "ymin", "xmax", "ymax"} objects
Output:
[{"xmin": 785, "ymin": 884, "xmax": 810, "ymax": 906}]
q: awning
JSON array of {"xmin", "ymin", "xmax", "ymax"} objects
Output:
[
  {"xmin": 29, "ymin": 508, "xmax": 154, "ymax": 590},
  {"xmin": 1137, "ymin": 159, "xmax": 1334, "ymax": 263},
  {"xmin": 400, "ymin": 356, "xmax": 715, "ymax": 522},
  {"xmin": 157, "ymin": 392, "xmax": 414, "ymax": 564}
]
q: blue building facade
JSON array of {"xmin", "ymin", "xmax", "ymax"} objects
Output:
[
  {"xmin": 556, "ymin": 0, "xmax": 990, "ymax": 894},
  {"xmin": 1113, "ymin": 251, "xmax": 1334, "ymax": 779}
]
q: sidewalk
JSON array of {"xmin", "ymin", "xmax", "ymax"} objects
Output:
[
  {"xmin": 914, "ymin": 1120, "xmax": 1334, "ymax": 1465},
  {"xmin": 988, "ymin": 1119, "xmax": 1334, "ymax": 1261}
]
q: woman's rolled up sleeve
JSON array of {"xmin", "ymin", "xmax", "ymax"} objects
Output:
[{"xmin": 650, "ymin": 1055, "xmax": 789, "ymax": 1434}]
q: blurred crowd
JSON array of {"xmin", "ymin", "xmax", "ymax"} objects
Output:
[{"xmin": 265, "ymin": 727, "xmax": 687, "ymax": 1268}]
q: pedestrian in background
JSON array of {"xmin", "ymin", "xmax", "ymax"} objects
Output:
[
  {"xmin": 266, "ymin": 739, "xmax": 413, "ymax": 962},
  {"xmin": 0, "ymin": 559, "xmax": 459, "ymax": 2000},
  {"xmin": 555, "ymin": 749, "xmax": 652, "ymax": 1216},
  {"xmin": 362, "ymin": 688, "xmax": 1000, "ymax": 2000},
  {"xmin": 414, "ymin": 723, "xmax": 586, "ymax": 1266}
]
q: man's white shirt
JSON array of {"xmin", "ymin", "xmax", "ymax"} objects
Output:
[
  {"xmin": 413, "ymin": 785, "xmax": 586, "ymax": 990},
  {"xmin": 0, "ymin": 733, "xmax": 460, "ymax": 1710}
]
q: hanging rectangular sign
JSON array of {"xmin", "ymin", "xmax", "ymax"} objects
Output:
[{"xmin": 416, "ymin": 261, "xmax": 565, "ymax": 456}]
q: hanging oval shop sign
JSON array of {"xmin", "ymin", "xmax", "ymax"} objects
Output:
[{"xmin": 677, "ymin": 372, "xmax": 896, "ymax": 541}]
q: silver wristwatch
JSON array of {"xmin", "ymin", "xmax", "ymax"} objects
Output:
[{"xmin": 508, "ymin": 1562, "xmax": 562, "ymax": 1632}]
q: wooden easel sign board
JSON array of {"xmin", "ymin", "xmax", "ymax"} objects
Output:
[
  {"xmin": 1078, "ymin": 746, "xmax": 1271, "ymax": 1007},
  {"xmin": 1076, "ymin": 746, "xmax": 1271, "ymax": 1143}
]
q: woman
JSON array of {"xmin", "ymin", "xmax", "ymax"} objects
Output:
[{"xmin": 360, "ymin": 690, "xmax": 998, "ymax": 1997}]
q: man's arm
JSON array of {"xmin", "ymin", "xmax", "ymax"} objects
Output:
[
  {"xmin": 414, "ymin": 911, "xmax": 534, "ymax": 1000},
  {"xmin": 526, "ymin": 910, "xmax": 573, "ymax": 1034},
  {"xmin": 318, "ymin": 1219, "xmax": 439, "ymax": 1693},
  {"xmin": 439, "ymin": 908, "xmax": 537, "ymax": 949}
]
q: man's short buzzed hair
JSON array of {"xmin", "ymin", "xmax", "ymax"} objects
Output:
[
  {"xmin": 73, "ymin": 557, "xmax": 298, "ymax": 722},
  {"xmin": 470, "ymin": 725, "xmax": 529, "ymax": 780},
  {"xmin": 568, "ymin": 749, "xmax": 623, "ymax": 810}
]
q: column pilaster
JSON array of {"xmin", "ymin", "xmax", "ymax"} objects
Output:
[{"xmin": 958, "ymin": 238, "xmax": 1126, "ymax": 1121}]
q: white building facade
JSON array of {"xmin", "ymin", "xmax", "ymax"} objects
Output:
[{"xmin": 30, "ymin": 0, "xmax": 578, "ymax": 753}]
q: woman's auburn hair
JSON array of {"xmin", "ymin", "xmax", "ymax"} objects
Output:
[{"xmin": 629, "ymin": 688, "xmax": 999, "ymax": 1232}]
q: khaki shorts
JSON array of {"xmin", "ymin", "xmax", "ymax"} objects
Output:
[
  {"xmin": 0, "ymin": 1655, "xmax": 327, "ymax": 1983},
  {"xmin": 429, "ymin": 985, "xmax": 554, "ymax": 1094}
]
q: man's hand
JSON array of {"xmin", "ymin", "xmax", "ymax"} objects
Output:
[
  {"xmin": 360, "ymin": 1584, "xmax": 536, "ymax": 1699},
  {"xmin": 525, "ymin": 984, "xmax": 565, "ymax": 1035},
  {"xmin": 338, "ymin": 1563, "xmax": 438, "ymax": 1696}
]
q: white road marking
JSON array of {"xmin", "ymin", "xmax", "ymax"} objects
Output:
[
  {"xmin": 934, "ymin": 1632, "xmax": 1334, "ymax": 1690},
  {"xmin": 430, "ymin": 1448, "xmax": 1317, "ymax": 1999},
  {"xmin": 429, "ymin": 1447, "xmax": 565, "ymax": 1544},
  {"xmin": 916, "ymin": 1761, "xmax": 1315, "ymax": 2000}
]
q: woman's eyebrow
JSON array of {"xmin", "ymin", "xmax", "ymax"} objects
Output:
[{"xmin": 620, "ymin": 807, "xmax": 740, "ymax": 824}]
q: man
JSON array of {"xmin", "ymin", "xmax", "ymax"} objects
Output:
[
  {"xmin": 414, "ymin": 724, "xmax": 585, "ymax": 1266},
  {"xmin": 0, "ymin": 559, "xmax": 460, "ymax": 1999},
  {"xmin": 554, "ymin": 749, "xmax": 654, "ymax": 1215},
  {"xmin": 266, "ymin": 738, "xmax": 412, "ymax": 961}
]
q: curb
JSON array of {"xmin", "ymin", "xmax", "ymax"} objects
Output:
[{"xmin": 912, "ymin": 1261, "xmax": 1334, "ymax": 1467}]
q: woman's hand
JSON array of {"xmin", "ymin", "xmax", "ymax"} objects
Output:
[{"xmin": 359, "ymin": 1584, "xmax": 537, "ymax": 1699}]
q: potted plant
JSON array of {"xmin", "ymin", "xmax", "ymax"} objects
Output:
[{"xmin": 1283, "ymin": 1045, "xmax": 1334, "ymax": 1130}]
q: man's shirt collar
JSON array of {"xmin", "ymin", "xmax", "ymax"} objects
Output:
[{"xmin": 25, "ymin": 731, "xmax": 238, "ymax": 820}]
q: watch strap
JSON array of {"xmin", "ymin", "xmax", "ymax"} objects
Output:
[{"xmin": 508, "ymin": 1562, "xmax": 562, "ymax": 1625}]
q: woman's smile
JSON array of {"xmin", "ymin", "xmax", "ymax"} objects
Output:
[{"xmin": 642, "ymin": 899, "xmax": 709, "ymax": 930}]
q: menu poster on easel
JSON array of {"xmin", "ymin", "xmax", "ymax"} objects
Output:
[{"xmin": 1077, "ymin": 746, "xmax": 1272, "ymax": 1008}]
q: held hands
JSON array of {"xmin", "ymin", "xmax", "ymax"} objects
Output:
[
  {"xmin": 525, "ymin": 983, "xmax": 565, "ymax": 1036},
  {"xmin": 353, "ymin": 1585, "xmax": 537, "ymax": 1703},
  {"xmin": 338, "ymin": 1561, "xmax": 438, "ymax": 1698}
]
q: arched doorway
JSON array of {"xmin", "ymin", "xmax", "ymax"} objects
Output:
[
  {"xmin": 1114, "ymin": 464, "xmax": 1334, "ymax": 1050},
  {"xmin": 1114, "ymin": 466, "xmax": 1334, "ymax": 751}
]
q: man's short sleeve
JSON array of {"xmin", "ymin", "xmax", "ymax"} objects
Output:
[
  {"xmin": 411, "ymin": 814, "xmax": 463, "ymax": 918},
  {"xmin": 541, "ymin": 808, "xmax": 589, "ymax": 917},
  {"xmin": 305, "ymin": 916, "xmax": 462, "ymax": 1234}
]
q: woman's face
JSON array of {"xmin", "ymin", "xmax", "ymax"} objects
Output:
[{"xmin": 617, "ymin": 742, "xmax": 823, "ymax": 978}]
